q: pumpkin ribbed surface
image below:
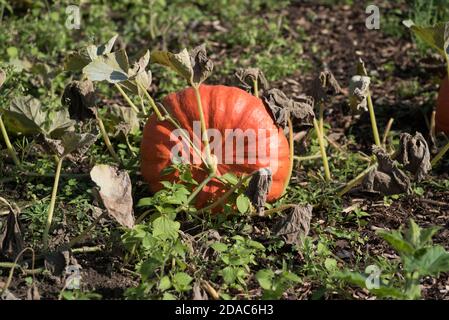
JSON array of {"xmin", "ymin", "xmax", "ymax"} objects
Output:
[{"xmin": 140, "ymin": 84, "xmax": 290, "ymax": 208}]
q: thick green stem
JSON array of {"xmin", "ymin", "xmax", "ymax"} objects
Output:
[
  {"xmin": 337, "ymin": 163, "xmax": 377, "ymax": 197},
  {"xmin": 0, "ymin": 115, "xmax": 20, "ymax": 167},
  {"xmin": 139, "ymin": 82, "xmax": 164, "ymax": 120},
  {"xmin": 193, "ymin": 84, "xmax": 214, "ymax": 173},
  {"xmin": 96, "ymin": 114, "xmax": 121, "ymax": 164},
  {"xmin": 367, "ymin": 90, "xmax": 381, "ymax": 147},
  {"xmin": 293, "ymin": 153, "xmax": 322, "ymax": 162},
  {"xmin": 319, "ymin": 102, "xmax": 325, "ymax": 135},
  {"xmin": 313, "ymin": 118, "xmax": 331, "ymax": 181},
  {"xmin": 43, "ymin": 157, "xmax": 64, "ymax": 251},
  {"xmin": 282, "ymin": 117, "xmax": 294, "ymax": 195},
  {"xmin": 431, "ymin": 139, "xmax": 449, "ymax": 167},
  {"xmin": 259, "ymin": 204, "xmax": 297, "ymax": 217},
  {"xmin": 184, "ymin": 173, "xmax": 215, "ymax": 207},
  {"xmin": 114, "ymin": 83, "xmax": 140, "ymax": 114},
  {"xmin": 253, "ymin": 79, "xmax": 259, "ymax": 98}
]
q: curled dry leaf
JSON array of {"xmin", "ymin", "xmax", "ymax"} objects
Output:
[
  {"xmin": 234, "ymin": 67, "xmax": 269, "ymax": 93},
  {"xmin": 152, "ymin": 44, "xmax": 213, "ymax": 86},
  {"xmin": 189, "ymin": 44, "xmax": 214, "ymax": 85},
  {"xmin": 44, "ymin": 131, "xmax": 97, "ymax": 159},
  {"xmin": 263, "ymin": 89, "xmax": 315, "ymax": 132},
  {"xmin": 90, "ymin": 165, "xmax": 135, "ymax": 229},
  {"xmin": 44, "ymin": 250, "xmax": 79, "ymax": 276},
  {"xmin": 272, "ymin": 204, "xmax": 312, "ymax": 247},
  {"xmin": 349, "ymin": 75, "xmax": 370, "ymax": 114},
  {"xmin": 62, "ymin": 79, "xmax": 96, "ymax": 121},
  {"xmin": 83, "ymin": 49, "xmax": 130, "ymax": 83},
  {"xmin": 245, "ymin": 168, "xmax": 272, "ymax": 216},
  {"xmin": 395, "ymin": 132, "xmax": 431, "ymax": 182},
  {"xmin": 362, "ymin": 146, "xmax": 411, "ymax": 196},
  {"xmin": 0, "ymin": 199, "xmax": 24, "ymax": 260},
  {"xmin": 310, "ymin": 69, "xmax": 342, "ymax": 102},
  {"xmin": 121, "ymin": 50, "xmax": 152, "ymax": 95}
]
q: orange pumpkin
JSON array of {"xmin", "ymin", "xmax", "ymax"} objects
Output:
[
  {"xmin": 140, "ymin": 85, "xmax": 290, "ymax": 208},
  {"xmin": 435, "ymin": 76, "xmax": 449, "ymax": 134}
]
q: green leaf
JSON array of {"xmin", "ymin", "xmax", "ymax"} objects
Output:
[
  {"xmin": 172, "ymin": 272, "xmax": 193, "ymax": 292},
  {"xmin": 158, "ymin": 276, "xmax": 171, "ymax": 291},
  {"xmin": 324, "ymin": 258, "xmax": 338, "ymax": 272},
  {"xmin": 220, "ymin": 173, "xmax": 239, "ymax": 185},
  {"xmin": 152, "ymin": 216, "xmax": 180, "ymax": 240},
  {"xmin": 419, "ymin": 226, "xmax": 441, "ymax": 247},
  {"xmin": 255, "ymin": 269, "xmax": 274, "ymax": 290},
  {"xmin": 236, "ymin": 194, "xmax": 251, "ymax": 214},
  {"xmin": 2, "ymin": 95, "xmax": 46, "ymax": 134},
  {"xmin": 211, "ymin": 242, "xmax": 228, "ymax": 253},
  {"xmin": 403, "ymin": 20, "xmax": 449, "ymax": 60},
  {"xmin": 405, "ymin": 219, "xmax": 421, "ymax": 248},
  {"xmin": 404, "ymin": 246, "xmax": 449, "ymax": 276},
  {"xmin": 221, "ymin": 266, "xmax": 238, "ymax": 284},
  {"xmin": 137, "ymin": 197, "xmax": 153, "ymax": 207},
  {"xmin": 377, "ymin": 229, "xmax": 415, "ymax": 255},
  {"xmin": 83, "ymin": 50, "xmax": 129, "ymax": 83}
]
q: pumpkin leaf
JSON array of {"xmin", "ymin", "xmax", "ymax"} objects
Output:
[
  {"xmin": 101, "ymin": 104, "xmax": 140, "ymax": 137},
  {"xmin": 362, "ymin": 146, "xmax": 411, "ymax": 196},
  {"xmin": 263, "ymin": 89, "xmax": 314, "ymax": 132},
  {"xmin": 62, "ymin": 79, "xmax": 96, "ymax": 121},
  {"xmin": 2, "ymin": 95, "xmax": 45, "ymax": 135},
  {"xmin": 403, "ymin": 20, "xmax": 449, "ymax": 60},
  {"xmin": 245, "ymin": 168, "xmax": 272, "ymax": 216},
  {"xmin": 121, "ymin": 50, "xmax": 152, "ymax": 95},
  {"xmin": 395, "ymin": 132, "xmax": 431, "ymax": 182},
  {"xmin": 0, "ymin": 197, "xmax": 24, "ymax": 261},
  {"xmin": 64, "ymin": 34, "xmax": 118, "ymax": 71},
  {"xmin": 83, "ymin": 49, "xmax": 129, "ymax": 83},
  {"xmin": 310, "ymin": 68, "xmax": 342, "ymax": 103},
  {"xmin": 152, "ymin": 48, "xmax": 193, "ymax": 83},
  {"xmin": 235, "ymin": 67, "xmax": 269, "ymax": 93},
  {"xmin": 272, "ymin": 204, "xmax": 312, "ymax": 247},
  {"xmin": 151, "ymin": 44, "xmax": 213, "ymax": 86},
  {"xmin": 349, "ymin": 75, "xmax": 370, "ymax": 114},
  {"xmin": 44, "ymin": 131, "xmax": 97, "ymax": 158},
  {"xmin": 189, "ymin": 44, "xmax": 213, "ymax": 85},
  {"xmin": 90, "ymin": 164, "xmax": 135, "ymax": 229}
]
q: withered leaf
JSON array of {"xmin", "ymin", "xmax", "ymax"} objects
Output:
[
  {"xmin": 189, "ymin": 44, "xmax": 214, "ymax": 85},
  {"xmin": 90, "ymin": 165, "xmax": 135, "ymax": 229},
  {"xmin": 310, "ymin": 69, "xmax": 342, "ymax": 102},
  {"xmin": 62, "ymin": 79, "xmax": 96, "ymax": 121},
  {"xmin": 362, "ymin": 146, "xmax": 411, "ymax": 196},
  {"xmin": 245, "ymin": 168, "xmax": 272, "ymax": 216},
  {"xmin": 44, "ymin": 250, "xmax": 78, "ymax": 276},
  {"xmin": 83, "ymin": 49, "xmax": 129, "ymax": 83},
  {"xmin": 44, "ymin": 131, "xmax": 97, "ymax": 159},
  {"xmin": 349, "ymin": 75, "xmax": 370, "ymax": 114},
  {"xmin": 102, "ymin": 104, "xmax": 140, "ymax": 137},
  {"xmin": 0, "ymin": 200, "xmax": 24, "ymax": 260},
  {"xmin": 234, "ymin": 68, "xmax": 269, "ymax": 93},
  {"xmin": 395, "ymin": 132, "xmax": 431, "ymax": 182},
  {"xmin": 272, "ymin": 204, "xmax": 312, "ymax": 247},
  {"xmin": 263, "ymin": 89, "xmax": 315, "ymax": 132}
]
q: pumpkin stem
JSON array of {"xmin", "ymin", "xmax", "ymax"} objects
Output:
[
  {"xmin": 193, "ymin": 84, "xmax": 215, "ymax": 174},
  {"xmin": 367, "ymin": 89, "xmax": 382, "ymax": 147},
  {"xmin": 337, "ymin": 162, "xmax": 377, "ymax": 197},
  {"xmin": 431, "ymin": 139, "xmax": 449, "ymax": 167},
  {"xmin": 43, "ymin": 156, "xmax": 64, "ymax": 251},
  {"xmin": 138, "ymin": 82, "xmax": 165, "ymax": 121},
  {"xmin": 253, "ymin": 78, "xmax": 259, "ymax": 98},
  {"xmin": 382, "ymin": 118, "xmax": 394, "ymax": 147},
  {"xmin": 313, "ymin": 118, "xmax": 331, "ymax": 181},
  {"xmin": 95, "ymin": 113, "xmax": 122, "ymax": 164},
  {"xmin": 282, "ymin": 117, "xmax": 295, "ymax": 195},
  {"xmin": 0, "ymin": 115, "xmax": 21, "ymax": 168},
  {"xmin": 114, "ymin": 83, "xmax": 140, "ymax": 114},
  {"xmin": 181, "ymin": 172, "xmax": 215, "ymax": 210}
]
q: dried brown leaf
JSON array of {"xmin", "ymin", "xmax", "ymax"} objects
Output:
[
  {"xmin": 362, "ymin": 146, "xmax": 411, "ymax": 195},
  {"xmin": 245, "ymin": 168, "xmax": 272, "ymax": 216},
  {"xmin": 310, "ymin": 69, "xmax": 342, "ymax": 102},
  {"xmin": 62, "ymin": 79, "xmax": 96, "ymax": 121},
  {"xmin": 90, "ymin": 165, "xmax": 135, "ymax": 229},
  {"xmin": 272, "ymin": 204, "xmax": 312, "ymax": 247},
  {"xmin": 0, "ymin": 200, "xmax": 23, "ymax": 260},
  {"xmin": 234, "ymin": 67, "xmax": 269, "ymax": 93},
  {"xmin": 349, "ymin": 75, "xmax": 370, "ymax": 114},
  {"xmin": 395, "ymin": 132, "xmax": 431, "ymax": 182}
]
